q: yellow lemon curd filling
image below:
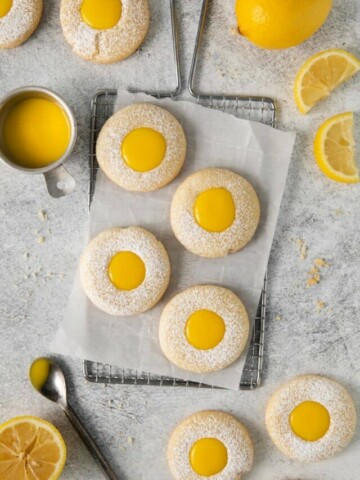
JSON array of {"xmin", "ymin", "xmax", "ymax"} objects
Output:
[
  {"xmin": 190, "ymin": 438, "xmax": 228, "ymax": 477},
  {"xmin": 185, "ymin": 309, "xmax": 225, "ymax": 350},
  {"xmin": 290, "ymin": 401, "xmax": 330, "ymax": 442},
  {"xmin": 29, "ymin": 358, "xmax": 51, "ymax": 392},
  {"xmin": 121, "ymin": 127, "xmax": 167, "ymax": 173},
  {"xmin": 81, "ymin": 0, "xmax": 122, "ymax": 30},
  {"xmin": 0, "ymin": 0, "xmax": 12, "ymax": 18},
  {"xmin": 2, "ymin": 97, "xmax": 71, "ymax": 169},
  {"xmin": 194, "ymin": 188, "xmax": 235, "ymax": 233},
  {"xmin": 108, "ymin": 251, "xmax": 146, "ymax": 291}
]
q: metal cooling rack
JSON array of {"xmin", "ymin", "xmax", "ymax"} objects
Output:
[
  {"xmin": 84, "ymin": 0, "xmax": 272, "ymax": 390},
  {"xmin": 84, "ymin": 89, "xmax": 267, "ymax": 390},
  {"xmin": 189, "ymin": 0, "xmax": 276, "ymax": 127},
  {"xmin": 129, "ymin": 0, "xmax": 181, "ymax": 99}
]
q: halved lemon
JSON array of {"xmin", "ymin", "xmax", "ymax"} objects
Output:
[
  {"xmin": 295, "ymin": 49, "xmax": 360, "ymax": 114},
  {"xmin": 0, "ymin": 416, "xmax": 66, "ymax": 480},
  {"xmin": 314, "ymin": 112, "xmax": 359, "ymax": 183}
]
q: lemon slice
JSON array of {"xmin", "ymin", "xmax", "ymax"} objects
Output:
[
  {"xmin": 295, "ymin": 49, "xmax": 360, "ymax": 114},
  {"xmin": 314, "ymin": 112, "xmax": 359, "ymax": 183},
  {"xmin": 0, "ymin": 416, "xmax": 66, "ymax": 480}
]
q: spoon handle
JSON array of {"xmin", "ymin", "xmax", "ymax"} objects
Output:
[{"xmin": 64, "ymin": 402, "xmax": 118, "ymax": 480}]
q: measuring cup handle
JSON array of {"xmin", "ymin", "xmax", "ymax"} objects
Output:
[{"xmin": 43, "ymin": 165, "xmax": 76, "ymax": 198}]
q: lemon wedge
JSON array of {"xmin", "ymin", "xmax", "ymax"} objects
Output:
[
  {"xmin": 295, "ymin": 49, "xmax": 360, "ymax": 114},
  {"xmin": 0, "ymin": 416, "xmax": 66, "ymax": 480},
  {"xmin": 314, "ymin": 112, "xmax": 359, "ymax": 183}
]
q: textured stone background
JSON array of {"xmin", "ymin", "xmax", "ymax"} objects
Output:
[{"xmin": 0, "ymin": 1, "xmax": 359, "ymax": 479}]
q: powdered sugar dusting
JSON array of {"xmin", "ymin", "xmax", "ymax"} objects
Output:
[
  {"xmin": 60, "ymin": 0, "xmax": 149, "ymax": 63},
  {"xmin": 266, "ymin": 375, "xmax": 357, "ymax": 462},
  {"xmin": 0, "ymin": 0, "xmax": 42, "ymax": 48},
  {"xmin": 97, "ymin": 103, "xmax": 187, "ymax": 191},
  {"xmin": 168, "ymin": 411, "xmax": 254, "ymax": 480},
  {"xmin": 80, "ymin": 226, "xmax": 170, "ymax": 316},
  {"xmin": 159, "ymin": 285, "xmax": 249, "ymax": 373},
  {"xmin": 171, "ymin": 168, "xmax": 260, "ymax": 258}
]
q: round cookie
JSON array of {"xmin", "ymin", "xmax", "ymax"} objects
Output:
[
  {"xmin": 265, "ymin": 374, "xmax": 357, "ymax": 462},
  {"xmin": 80, "ymin": 226, "xmax": 170, "ymax": 316},
  {"xmin": 170, "ymin": 168, "xmax": 260, "ymax": 258},
  {"xmin": 0, "ymin": 0, "xmax": 43, "ymax": 49},
  {"xmin": 60, "ymin": 0, "xmax": 149, "ymax": 63},
  {"xmin": 97, "ymin": 103, "xmax": 186, "ymax": 192},
  {"xmin": 159, "ymin": 285, "xmax": 249, "ymax": 373},
  {"xmin": 168, "ymin": 410, "xmax": 254, "ymax": 480}
]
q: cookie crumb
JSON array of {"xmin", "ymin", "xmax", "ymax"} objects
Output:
[
  {"xmin": 296, "ymin": 239, "xmax": 308, "ymax": 260},
  {"xmin": 314, "ymin": 258, "xmax": 329, "ymax": 268},
  {"xmin": 23, "ymin": 252, "xmax": 30, "ymax": 260},
  {"xmin": 38, "ymin": 209, "xmax": 48, "ymax": 221},
  {"xmin": 313, "ymin": 272, "xmax": 320, "ymax": 282},
  {"xmin": 230, "ymin": 26, "xmax": 239, "ymax": 36},
  {"xmin": 37, "ymin": 236, "xmax": 45, "ymax": 244},
  {"xmin": 316, "ymin": 300, "xmax": 325, "ymax": 312},
  {"xmin": 127, "ymin": 436, "xmax": 134, "ymax": 446},
  {"xmin": 307, "ymin": 276, "xmax": 320, "ymax": 288},
  {"xmin": 333, "ymin": 208, "xmax": 345, "ymax": 217},
  {"xmin": 300, "ymin": 244, "xmax": 307, "ymax": 260},
  {"xmin": 306, "ymin": 258, "xmax": 328, "ymax": 287},
  {"xmin": 275, "ymin": 315, "xmax": 281, "ymax": 321}
]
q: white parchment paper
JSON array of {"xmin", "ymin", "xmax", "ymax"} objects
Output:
[{"xmin": 51, "ymin": 91, "xmax": 296, "ymax": 390}]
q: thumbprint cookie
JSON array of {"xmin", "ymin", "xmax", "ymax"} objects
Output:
[
  {"xmin": 80, "ymin": 226, "xmax": 170, "ymax": 316},
  {"xmin": 170, "ymin": 168, "xmax": 260, "ymax": 258},
  {"xmin": 159, "ymin": 285, "xmax": 249, "ymax": 373},
  {"xmin": 97, "ymin": 103, "xmax": 186, "ymax": 191},
  {"xmin": 0, "ymin": 0, "xmax": 43, "ymax": 49},
  {"xmin": 60, "ymin": 0, "xmax": 149, "ymax": 63}
]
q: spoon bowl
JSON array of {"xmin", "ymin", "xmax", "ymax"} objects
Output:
[
  {"xmin": 29, "ymin": 357, "xmax": 117, "ymax": 480},
  {"xmin": 30, "ymin": 357, "xmax": 67, "ymax": 405}
]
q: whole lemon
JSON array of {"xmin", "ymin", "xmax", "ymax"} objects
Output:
[{"xmin": 235, "ymin": 0, "xmax": 333, "ymax": 49}]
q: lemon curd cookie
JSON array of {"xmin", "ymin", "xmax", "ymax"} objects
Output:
[
  {"xmin": 60, "ymin": 0, "xmax": 149, "ymax": 63},
  {"xmin": 0, "ymin": 0, "xmax": 43, "ymax": 49},
  {"xmin": 96, "ymin": 103, "xmax": 187, "ymax": 191},
  {"xmin": 170, "ymin": 168, "xmax": 260, "ymax": 258},
  {"xmin": 159, "ymin": 285, "xmax": 249, "ymax": 373},
  {"xmin": 80, "ymin": 226, "xmax": 170, "ymax": 316},
  {"xmin": 265, "ymin": 374, "xmax": 357, "ymax": 462},
  {"xmin": 168, "ymin": 410, "xmax": 254, "ymax": 480}
]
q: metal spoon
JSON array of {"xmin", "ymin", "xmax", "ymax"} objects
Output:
[{"xmin": 29, "ymin": 357, "xmax": 118, "ymax": 480}]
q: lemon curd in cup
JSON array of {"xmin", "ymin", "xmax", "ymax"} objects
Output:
[{"xmin": 1, "ymin": 96, "xmax": 71, "ymax": 169}]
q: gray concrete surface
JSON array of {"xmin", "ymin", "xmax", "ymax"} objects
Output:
[{"xmin": 0, "ymin": 1, "xmax": 359, "ymax": 479}]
